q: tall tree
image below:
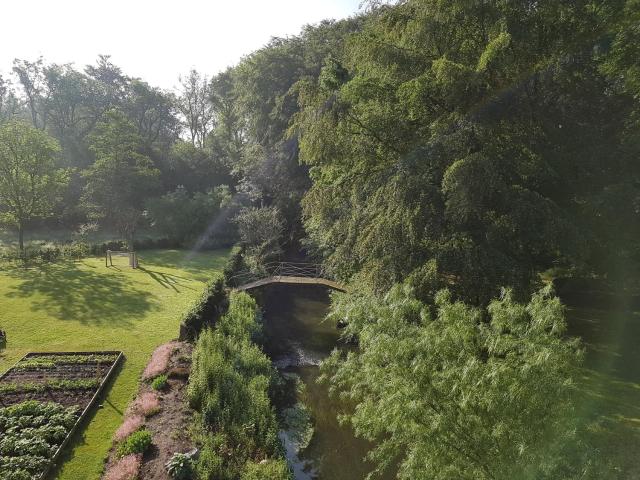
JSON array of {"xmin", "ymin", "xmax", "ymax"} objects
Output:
[
  {"xmin": 296, "ymin": 0, "xmax": 635, "ymax": 301},
  {"xmin": 12, "ymin": 58, "xmax": 49, "ymax": 130},
  {"xmin": 210, "ymin": 69, "xmax": 246, "ymax": 169},
  {"xmin": 124, "ymin": 79, "xmax": 179, "ymax": 153},
  {"xmin": 0, "ymin": 75, "xmax": 21, "ymax": 121},
  {"xmin": 0, "ymin": 121, "xmax": 67, "ymax": 252},
  {"xmin": 234, "ymin": 206, "xmax": 285, "ymax": 269},
  {"xmin": 177, "ymin": 69, "xmax": 214, "ymax": 148},
  {"xmin": 83, "ymin": 109, "xmax": 160, "ymax": 246}
]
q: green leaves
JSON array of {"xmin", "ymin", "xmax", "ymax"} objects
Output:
[
  {"xmin": 82, "ymin": 109, "xmax": 160, "ymax": 241},
  {"xmin": 294, "ymin": 0, "xmax": 640, "ymax": 302},
  {"xmin": 476, "ymin": 32, "xmax": 512, "ymax": 73},
  {"xmin": 0, "ymin": 121, "xmax": 66, "ymax": 236},
  {"xmin": 188, "ymin": 292, "xmax": 287, "ymax": 479},
  {"xmin": 322, "ymin": 285, "xmax": 582, "ymax": 480}
]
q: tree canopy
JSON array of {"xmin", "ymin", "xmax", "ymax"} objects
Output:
[
  {"xmin": 322, "ymin": 285, "xmax": 582, "ymax": 479},
  {"xmin": 0, "ymin": 121, "xmax": 66, "ymax": 251}
]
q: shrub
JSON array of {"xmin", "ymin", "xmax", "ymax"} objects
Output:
[
  {"xmin": 145, "ymin": 186, "xmax": 236, "ymax": 247},
  {"xmin": 142, "ymin": 342, "xmax": 176, "ymax": 380},
  {"xmin": 223, "ymin": 244, "xmax": 247, "ymax": 287},
  {"xmin": 165, "ymin": 452, "xmax": 194, "ymax": 480},
  {"xmin": 150, "ymin": 374, "xmax": 168, "ymax": 391},
  {"xmin": 113, "ymin": 415, "xmax": 144, "ymax": 443},
  {"xmin": 216, "ymin": 291, "xmax": 262, "ymax": 341},
  {"xmin": 105, "ymin": 454, "xmax": 141, "ymax": 480},
  {"xmin": 116, "ymin": 429, "xmax": 153, "ymax": 458}
]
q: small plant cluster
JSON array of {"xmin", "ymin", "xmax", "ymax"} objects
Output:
[
  {"xmin": 150, "ymin": 374, "xmax": 168, "ymax": 391},
  {"xmin": 107, "ymin": 417, "xmax": 153, "ymax": 479},
  {"xmin": 0, "ymin": 378, "xmax": 100, "ymax": 394},
  {"xmin": 0, "ymin": 401, "xmax": 78, "ymax": 479},
  {"xmin": 165, "ymin": 452, "xmax": 195, "ymax": 480},
  {"xmin": 130, "ymin": 391, "xmax": 161, "ymax": 417},
  {"xmin": 116, "ymin": 429, "xmax": 153, "ymax": 457},
  {"xmin": 180, "ymin": 274, "xmax": 226, "ymax": 341},
  {"xmin": 188, "ymin": 291, "xmax": 291, "ymax": 480},
  {"xmin": 113, "ymin": 415, "xmax": 145, "ymax": 443},
  {"xmin": 14, "ymin": 353, "xmax": 119, "ymax": 370},
  {"xmin": 142, "ymin": 343, "xmax": 176, "ymax": 381},
  {"xmin": 104, "ymin": 454, "xmax": 142, "ymax": 480}
]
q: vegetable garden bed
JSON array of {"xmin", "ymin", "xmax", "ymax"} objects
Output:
[{"xmin": 0, "ymin": 351, "xmax": 123, "ymax": 479}]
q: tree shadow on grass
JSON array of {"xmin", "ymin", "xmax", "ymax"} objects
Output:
[
  {"xmin": 138, "ymin": 266, "xmax": 195, "ymax": 293},
  {"xmin": 4, "ymin": 262, "xmax": 157, "ymax": 326},
  {"xmin": 137, "ymin": 249, "xmax": 229, "ymax": 282}
]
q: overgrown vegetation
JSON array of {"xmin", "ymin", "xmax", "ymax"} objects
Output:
[
  {"xmin": 322, "ymin": 285, "xmax": 584, "ymax": 479},
  {"xmin": 188, "ymin": 292, "xmax": 291, "ymax": 480},
  {"xmin": 0, "ymin": 378, "xmax": 100, "ymax": 394},
  {"xmin": 1, "ymin": 1, "xmax": 639, "ymax": 478}
]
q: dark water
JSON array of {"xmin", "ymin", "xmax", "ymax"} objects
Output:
[
  {"xmin": 258, "ymin": 284, "xmax": 392, "ymax": 480},
  {"xmin": 256, "ymin": 284, "xmax": 640, "ymax": 479}
]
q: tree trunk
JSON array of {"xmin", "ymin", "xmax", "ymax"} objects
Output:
[{"xmin": 18, "ymin": 223, "xmax": 24, "ymax": 256}]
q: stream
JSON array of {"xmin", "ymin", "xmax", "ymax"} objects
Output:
[{"xmin": 258, "ymin": 284, "xmax": 394, "ymax": 480}]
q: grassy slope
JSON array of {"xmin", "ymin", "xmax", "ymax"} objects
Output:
[{"xmin": 0, "ymin": 249, "xmax": 229, "ymax": 480}]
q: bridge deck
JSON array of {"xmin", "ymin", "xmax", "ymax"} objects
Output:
[{"xmin": 235, "ymin": 275, "xmax": 347, "ymax": 292}]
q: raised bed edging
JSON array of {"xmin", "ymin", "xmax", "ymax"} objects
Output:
[{"xmin": 0, "ymin": 350, "xmax": 124, "ymax": 480}]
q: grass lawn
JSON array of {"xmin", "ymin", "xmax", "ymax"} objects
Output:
[{"xmin": 0, "ymin": 249, "xmax": 229, "ymax": 480}]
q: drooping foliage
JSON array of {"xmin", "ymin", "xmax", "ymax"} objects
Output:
[
  {"xmin": 295, "ymin": 0, "xmax": 639, "ymax": 302},
  {"xmin": 322, "ymin": 285, "xmax": 583, "ymax": 479}
]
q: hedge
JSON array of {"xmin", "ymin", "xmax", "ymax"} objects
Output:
[{"xmin": 179, "ymin": 273, "xmax": 227, "ymax": 341}]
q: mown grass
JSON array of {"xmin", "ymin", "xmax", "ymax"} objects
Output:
[{"xmin": 0, "ymin": 249, "xmax": 229, "ymax": 480}]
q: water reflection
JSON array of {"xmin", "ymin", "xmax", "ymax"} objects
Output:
[{"xmin": 258, "ymin": 284, "xmax": 393, "ymax": 480}]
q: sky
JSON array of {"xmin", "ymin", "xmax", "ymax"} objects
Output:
[{"xmin": 0, "ymin": 0, "xmax": 363, "ymax": 90}]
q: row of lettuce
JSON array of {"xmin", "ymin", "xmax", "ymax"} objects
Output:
[{"xmin": 0, "ymin": 402, "xmax": 78, "ymax": 480}]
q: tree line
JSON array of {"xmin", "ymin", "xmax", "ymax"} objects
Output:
[{"xmin": 0, "ymin": 2, "xmax": 637, "ymax": 297}]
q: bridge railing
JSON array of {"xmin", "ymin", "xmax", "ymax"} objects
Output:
[{"xmin": 228, "ymin": 262, "xmax": 330, "ymax": 287}]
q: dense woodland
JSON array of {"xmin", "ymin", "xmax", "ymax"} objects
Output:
[{"xmin": 1, "ymin": 0, "xmax": 639, "ymax": 478}]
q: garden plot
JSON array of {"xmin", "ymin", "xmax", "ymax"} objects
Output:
[{"xmin": 0, "ymin": 351, "xmax": 122, "ymax": 479}]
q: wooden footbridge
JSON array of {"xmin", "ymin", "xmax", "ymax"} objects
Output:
[{"xmin": 230, "ymin": 262, "xmax": 347, "ymax": 292}]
